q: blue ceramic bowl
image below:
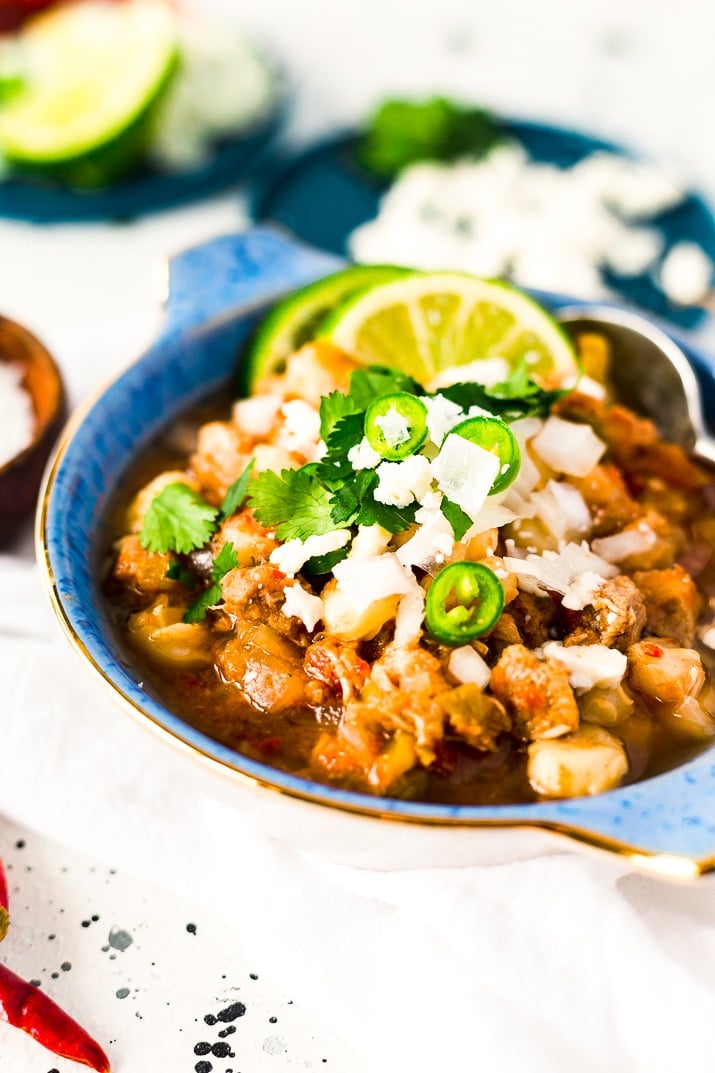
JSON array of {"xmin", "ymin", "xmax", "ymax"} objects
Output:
[{"xmin": 38, "ymin": 227, "xmax": 715, "ymax": 877}]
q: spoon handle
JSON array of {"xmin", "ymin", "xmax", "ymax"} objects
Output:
[{"xmin": 695, "ymin": 436, "xmax": 715, "ymax": 467}]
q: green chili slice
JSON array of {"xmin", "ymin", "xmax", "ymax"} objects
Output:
[
  {"xmin": 364, "ymin": 392, "xmax": 428, "ymax": 461},
  {"xmin": 425, "ymin": 561, "xmax": 504, "ymax": 645},
  {"xmin": 450, "ymin": 415, "xmax": 520, "ymax": 494}
]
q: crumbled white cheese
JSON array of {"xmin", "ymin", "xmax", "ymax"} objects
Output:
[
  {"xmin": 374, "ymin": 405, "xmax": 411, "ymax": 447},
  {"xmin": 542, "ymin": 641, "xmax": 627, "ymax": 693},
  {"xmin": 282, "ymin": 584, "xmax": 324, "ymax": 633},
  {"xmin": 448, "ymin": 646, "xmax": 491, "ymax": 689},
  {"xmin": 531, "ymin": 416, "xmax": 606, "ymax": 477},
  {"xmin": 348, "ymin": 143, "xmax": 688, "ymax": 303},
  {"xmin": 397, "ymin": 499, "xmax": 455, "ymax": 571},
  {"xmin": 423, "ymin": 394, "xmax": 464, "ymax": 447},
  {"xmin": 591, "ymin": 523, "xmax": 657, "ymax": 564},
  {"xmin": 393, "ymin": 584, "xmax": 427, "ymax": 647},
  {"xmin": 374, "ymin": 455, "xmax": 433, "ymax": 507},
  {"xmin": 275, "ymin": 399, "xmax": 321, "ymax": 459},
  {"xmin": 561, "ymin": 571, "xmax": 606, "ymax": 611},
  {"xmin": 0, "ymin": 362, "xmax": 34, "ymax": 467},
  {"xmin": 270, "ymin": 529, "xmax": 351, "ymax": 578},
  {"xmin": 349, "ymin": 524, "xmax": 392, "ymax": 559},
  {"xmin": 347, "ymin": 436, "xmax": 382, "ymax": 471},
  {"xmin": 659, "ymin": 241, "xmax": 712, "ymax": 307},
  {"xmin": 231, "ymin": 393, "xmax": 282, "ymax": 438},
  {"xmin": 333, "ymin": 553, "xmax": 416, "ymax": 615},
  {"xmin": 430, "ymin": 433, "xmax": 500, "ymax": 519}
]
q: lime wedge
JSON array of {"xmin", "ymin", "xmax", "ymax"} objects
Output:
[
  {"xmin": 319, "ymin": 273, "xmax": 578, "ymax": 388},
  {"xmin": 241, "ymin": 264, "xmax": 413, "ymax": 393},
  {"xmin": 0, "ymin": 0, "xmax": 179, "ymax": 184}
]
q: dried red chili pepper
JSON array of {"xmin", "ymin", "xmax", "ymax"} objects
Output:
[
  {"xmin": 0, "ymin": 964, "xmax": 110, "ymax": 1071},
  {"xmin": 0, "ymin": 853, "xmax": 110, "ymax": 1071}
]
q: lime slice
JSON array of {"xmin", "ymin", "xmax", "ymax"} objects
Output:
[
  {"xmin": 319, "ymin": 273, "xmax": 578, "ymax": 388},
  {"xmin": 241, "ymin": 264, "xmax": 413, "ymax": 393},
  {"xmin": 0, "ymin": 0, "xmax": 179, "ymax": 183}
]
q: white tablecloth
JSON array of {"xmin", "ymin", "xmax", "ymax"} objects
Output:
[{"xmin": 3, "ymin": 2, "xmax": 715, "ymax": 1068}]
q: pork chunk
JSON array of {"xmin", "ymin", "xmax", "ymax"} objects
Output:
[
  {"xmin": 490, "ymin": 644, "xmax": 579, "ymax": 741},
  {"xmin": 565, "ymin": 575, "xmax": 646, "ymax": 651},
  {"xmin": 631, "ymin": 565, "xmax": 701, "ymax": 647}
]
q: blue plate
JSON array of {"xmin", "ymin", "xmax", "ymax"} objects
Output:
[
  {"xmin": 0, "ymin": 101, "xmax": 285, "ymax": 223},
  {"xmin": 38, "ymin": 227, "xmax": 715, "ymax": 877},
  {"xmin": 251, "ymin": 123, "xmax": 715, "ymax": 331}
]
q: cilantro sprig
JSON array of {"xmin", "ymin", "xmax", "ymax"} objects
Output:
[
  {"xmin": 140, "ymin": 461, "xmax": 256, "ymax": 556},
  {"xmin": 140, "ymin": 484, "xmax": 218, "ymax": 555},
  {"xmin": 440, "ymin": 358, "xmax": 573, "ymax": 421},
  {"xmin": 357, "ymin": 96, "xmax": 504, "ymax": 179},
  {"xmin": 183, "ymin": 542, "xmax": 240, "ymax": 624}
]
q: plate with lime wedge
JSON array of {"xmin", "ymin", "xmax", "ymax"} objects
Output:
[
  {"xmin": 250, "ymin": 98, "xmax": 715, "ymax": 331},
  {"xmin": 0, "ymin": 0, "xmax": 284, "ymax": 221}
]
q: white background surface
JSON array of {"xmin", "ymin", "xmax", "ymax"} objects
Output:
[{"xmin": 2, "ymin": 0, "xmax": 715, "ymax": 1070}]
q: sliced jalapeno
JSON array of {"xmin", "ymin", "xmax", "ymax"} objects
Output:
[
  {"xmin": 450, "ymin": 415, "xmax": 520, "ymax": 494},
  {"xmin": 365, "ymin": 392, "xmax": 428, "ymax": 461},
  {"xmin": 425, "ymin": 561, "xmax": 504, "ymax": 645}
]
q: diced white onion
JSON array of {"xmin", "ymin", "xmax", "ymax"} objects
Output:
[
  {"xmin": 397, "ymin": 500, "xmax": 455, "ymax": 570},
  {"xmin": 529, "ymin": 480, "xmax": 591, "ymax": 542},
  {"xmin": 503, "ymin": 541, "xmax": 617, "ymax": 603},
  {"xmin": 531, "ymin": 417, "xmax": 606, "ymax": 477},
  {"xmin": 430, "ymin": 433, "xmax": 500, "ymax": 519},
  {"xmin": 393, "ymin": 585, "xmax": 427, "ymax": 647},
  {"xmin": 591, "ymin": 523, "xmax": 657, "ymax": 564},
  {"xmin": 448, "ymin": 646, "xmax": 491, "ymax": 689},
  {"xmin": 282, "ymin": 584, "xmax": 324, "ymax": 633},
  {"xmin": 333, "ymin": 553, "xmax": 416, "ymax": 615},
  {"xmin": 423, "ymin": 394, "xmax": 464, "ymax": 447},
  {"xmin": 542, "ymin": 641, "xmax": 627, "ymax": 692}
]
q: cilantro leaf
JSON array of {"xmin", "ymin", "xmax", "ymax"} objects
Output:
[
  {"xmin": 358, "ymin": 497, "xmax": 417, "ymax": 533},
  {"xmin": 322, "ymin": 411, "xmax": 365, "ymax": 461},
  {"xmin": 166, "ymin": 560, "xmax": 198, "ymax": 588},
  {"xmin": 357, "ymin": 97, "xmax": 504, "ymax": 179},
  {"xmin": 221, "ymin": 459, "xmax": 255, "ymax": 517},
  {"xmin": 348, "ymin": 365, "xmax": 422, "ymax": 409},
  {"xmin": 441, "ymin": 497, "xmax": 472, "ymax": 541},
  {"xmin": 303, "ymin": 547, "xmax": 350, "ymax": 575},
  {"xmin": 439, "ymin": 359, "xmax": 570, "ymax": 422},
  {"xmin": 140, "ymin": 483, "xmax": 218, "ymax": 555},
  {"xmin": 183, "ymin": 542, "xmax": 239, "ymax": 624},
  {"xmin": 329, "ymin": 469, "xmax": 376, "ymax": 527},
  {"xmin": 319, "ymin": 391, "xmax": 360, "ymax": 442},
  {"xmin": 249, "ymin": 468, "xmax": 338, "ymax": 541}
]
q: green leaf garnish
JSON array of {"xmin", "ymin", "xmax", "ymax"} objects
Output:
[
  {"xmin": 183, "ymin": 542, "xmax": 239, "ymax": 624},
  {"xmin": 348, "ymin": 365, "xmax": 422, "ymax": 409},
  {"xmin": 166, "ymin": 560, "xmax": 198, "ymax": 588},
  {"xmin": 249, "ymin": 468, "xmax": 337, "ymax": 542},
  {"xmin": 140, "ymin": 483, "xmax": 219, "ymax": 555},
  {"xmin": 357, "ymin": 96, "xmax": 504, "ymax": 179},
  {"xmin": 220, "ymin": 459, "xmax": 255, "ymax": 517},
  {"xmin": 441, "ymin": 498, "xmax": 472, "ymax": 541},
  {"xmin": 440, "ymin": 358, "xmax": 570, "ymax": 421},
  {"xmin": 319, "ymin": 390, "xmax": 360, "ymax": 442}
]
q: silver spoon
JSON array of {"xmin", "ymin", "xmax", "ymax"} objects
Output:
[{"xmin": 557, "ymin": 304, "xmax": 715, "ymax": 467}]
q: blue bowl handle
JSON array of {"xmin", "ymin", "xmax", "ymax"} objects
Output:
[{"xmin": 160, "ymin": 225, "xmax": 344, "ymax": 339}]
